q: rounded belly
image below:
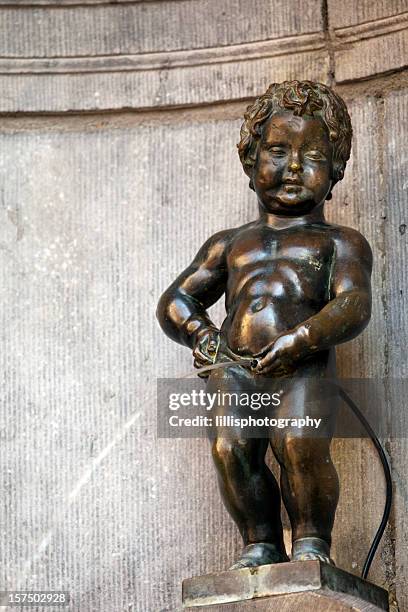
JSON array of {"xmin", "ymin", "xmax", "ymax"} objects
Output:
[{"xmin": 225, "ymin": 296, "xmax": 317, "ymax": 356}]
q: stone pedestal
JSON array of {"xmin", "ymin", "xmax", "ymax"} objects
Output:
[{"xmin": 182, "ymin": 561, "xmax": 389, "ymax": 611}]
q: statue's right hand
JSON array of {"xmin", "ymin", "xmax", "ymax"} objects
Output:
[{"xmin": 192, "ymin": 327, "xmax": 220, "ymax": 371}]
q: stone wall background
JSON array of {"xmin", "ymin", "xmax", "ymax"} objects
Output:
[{"xmin": 0, "ymin": 1, "xmax": 407, "ymax": 610}]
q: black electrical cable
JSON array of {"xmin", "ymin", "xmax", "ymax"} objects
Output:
[{"xmin": 337, "ymin": 386, "xmax": 393, "ymax": 580}]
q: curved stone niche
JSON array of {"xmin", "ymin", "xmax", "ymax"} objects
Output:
[{"xmin": 0, "ymin": 0, "xmax": 406, "ymax": 112}]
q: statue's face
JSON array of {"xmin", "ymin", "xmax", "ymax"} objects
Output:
[{"xmin": 252, "ymin": 110, "xmax": 334, "ymax": 216}]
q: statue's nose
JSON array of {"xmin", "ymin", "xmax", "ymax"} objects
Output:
[{"xmin": 289, "ymin": 160, "xmax": 301, "ymax": 173}]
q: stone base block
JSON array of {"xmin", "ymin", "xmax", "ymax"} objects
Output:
[{"xmin": 182, "ymin": 560, "xmax": 389, "ymax": 611}]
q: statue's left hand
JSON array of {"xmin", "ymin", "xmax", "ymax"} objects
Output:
[{"xmin": 253, "ymin": 331, "xmax": 307, "ymax": 376}]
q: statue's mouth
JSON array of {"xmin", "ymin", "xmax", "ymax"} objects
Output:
[
  {"xmin": 265, "ymin": 183, "xmax": 304, "ymax": 197},
  {"xmin": 282, "ymin": 177, "xmax": 303, "ymax": 193},
  {"xmin": 281, "ymin": 183, "xmax": 302, "ymax": 193}
]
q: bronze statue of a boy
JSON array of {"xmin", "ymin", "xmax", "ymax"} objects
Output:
[{"xmin": 157, "ymin": 81, "xmax": 372, "ymax": 569}]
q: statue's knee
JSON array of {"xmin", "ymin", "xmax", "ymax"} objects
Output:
[{"xmin": 212, "ymin": 437, "xmax": 252, "ymax": 469}]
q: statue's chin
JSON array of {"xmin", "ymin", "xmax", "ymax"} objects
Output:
[{"xmin": 264, "ymin": 199, "xmax": 318, "ymax": 217}]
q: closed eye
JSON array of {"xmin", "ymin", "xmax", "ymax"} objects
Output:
[
  {"xmin": 266, "ymin": 146, "xmax": 287, "ymax": 156},
  {"xmin": 304, "ymin": 150, "xmax": 327, "ymax": 161}
]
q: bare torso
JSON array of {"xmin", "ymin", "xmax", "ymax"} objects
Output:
[{"xmin": 221, "ymin": 221, "xmax": 334, "ymax": 356}]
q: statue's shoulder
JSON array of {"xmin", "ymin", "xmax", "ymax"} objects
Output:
[
  {"xmin": 195, "ymin": 223, "xmax": 251, "ymax": 263},
  {"xmin": 323, "ymin": 223, "xmax": 373, "ymax": 260},
  {"xmin": 205, "ymin": 221, "xmax": 256, "ymax": 248}
]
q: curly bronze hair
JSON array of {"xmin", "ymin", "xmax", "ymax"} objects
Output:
[{"xmin": 238, "ymin": 80, "xmax": 352, "ymax": 189}]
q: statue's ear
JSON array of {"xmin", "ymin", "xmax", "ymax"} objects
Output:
[
  {"xmin": 327, "ymin": 164, "xmax": 344, "ymax": 200},
  {"xmin": 245, "ymin": 162, "xmax": 256, "ymax": 191},
  {"xmin": 333, "ymin": 163, "xmax": 344, "ymax": 183}
]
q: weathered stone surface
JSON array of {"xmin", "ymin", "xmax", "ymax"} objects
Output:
[
  {"xmin": 0, "ymin": 0, "xmax": 406, "ymax": 112},
  {"xmin": 0, "ymin": 94, "xmax": 404, "ymax": 610},
  {"xmin": 333, "ymin": 18, "xmax": 408, "ymax": 83},
  {"xmin": 0, "ymin": 0, "xmax": 327, "ymax": 112},
  {"xmin": 0, "ymin": 117, "xmax": 260, "ymax": 612},
  {"xmin": 383, "ymin": 88, "xmax": 408, "ymax": 612},
  {"xmin": 0, "ymin": 1, "xmax": 323, "ymax": 56},
  {"xmin": 328, "ymin": 0, "xmax": 408, "ymax": 29},
  {"xmin": 182, "ymin": 561, "xmax": 389, "ymax": 610},
  {"xmin": 0, "ymin": 2, "xmax": 408, "ymax": 611},
  {"xmin": 0, "ymin": 50, "xmax": 329, "ymax": 113},
  {"xmin": 329, "ymin": 1, "xmax": 408, "ymax": 82},
  {"xmin": 184, "ymin": 596, "xmax": 383, "ymax": 611}
]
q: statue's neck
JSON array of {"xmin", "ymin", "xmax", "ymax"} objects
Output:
[{"xmin": 258, "ymin": 204, "xmax": 326, "ymax": 229}]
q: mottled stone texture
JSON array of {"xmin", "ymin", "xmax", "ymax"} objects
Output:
[
  {"xmin": 183, "ymin": 561, "xmax": 389, "ymax": 610},
  {"xmin": 0, "ymin": 1, "xmax": 407, "ymax": 611},
  {"xmin": 0, "ymin": 0, "xmax": 327, "ymax": 112}
]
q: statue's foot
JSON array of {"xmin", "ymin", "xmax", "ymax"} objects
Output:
[
  {"xmin": 291, "ymin": 537, "xmax": 335, "ymax": 566},
  {"xmin": 229, "ymin": 542, "xmax": 289, "ymax": 570}
]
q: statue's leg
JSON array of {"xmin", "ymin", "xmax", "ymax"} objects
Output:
[
  {"xmin": 269, "ymin": 370, "xmax": 339, "ymax": 563},
  {"xmin": 212, "ymin": 435, "xmax": 286, "ymax": 550},
  {"xmin": 271, "ymin": 434, "xmax": 339, "ymax": 562},
  {"xmin": 208, "ymin": 359, "xmax": 288, "ymax": 568}
]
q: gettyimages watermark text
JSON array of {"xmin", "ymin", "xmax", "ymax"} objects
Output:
[{"xmin": 157, "ymin": 378, "xmax": 408, "ymax": 439}]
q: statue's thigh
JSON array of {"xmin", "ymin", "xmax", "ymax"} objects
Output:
[
  {"xmin": 269, "ymin": 377, "xmax": 338, "ymax": 463},
  {"xmin": 206, "ymin": 366, "xmax": 269, "ymax": 464}
]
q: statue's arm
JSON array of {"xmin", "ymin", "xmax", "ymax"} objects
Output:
[
  {"xmin": 156, "ymin": 230, "xmax": 231, "ymax": 349},
  {"xmin": 296, "ymin": 227, "xmax": 373, "ymax": 351}
]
